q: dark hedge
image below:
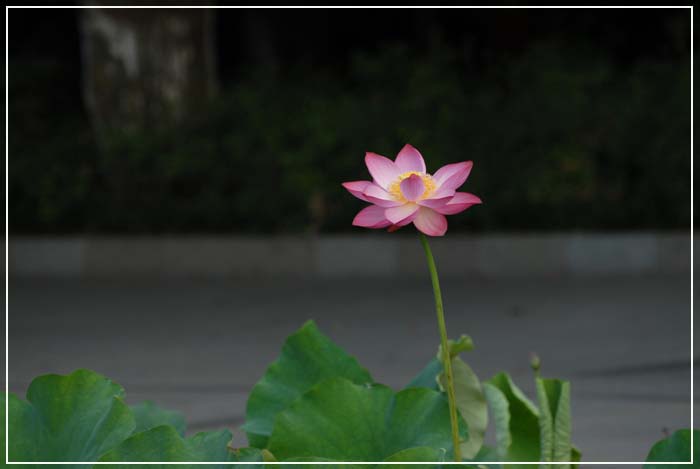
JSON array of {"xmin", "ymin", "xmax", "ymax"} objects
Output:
[{"xmin": 8, "ymin": 41, "xmax": 690, "ymax": 234}]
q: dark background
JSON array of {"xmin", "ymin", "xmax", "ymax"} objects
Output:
[{"xmin": 8, "ymin": 8, "xmax": 691, "ymax": 234}]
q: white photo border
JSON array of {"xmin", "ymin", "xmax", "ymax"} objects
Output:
[{"xmin": 4, "ymin": 4, "xmax": 694, "ymax": 465}]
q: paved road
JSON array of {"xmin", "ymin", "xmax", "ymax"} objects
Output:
[{"xmin": 4, "ymin": 274, "xmax": 693, "ymax": 464}]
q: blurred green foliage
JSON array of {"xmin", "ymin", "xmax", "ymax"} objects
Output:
[{"xmin": 9, "ymin": 41, "xmax": 690, "ymax": 233}]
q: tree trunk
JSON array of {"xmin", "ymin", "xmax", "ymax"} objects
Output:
[{"xmin": 79, "ymin": 8, "xmax": 217, "ymax": 138}]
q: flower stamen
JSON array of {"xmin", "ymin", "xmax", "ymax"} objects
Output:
[{"xmin": 388, "ymin": 171, "xmax": 436, "ymax": 202}]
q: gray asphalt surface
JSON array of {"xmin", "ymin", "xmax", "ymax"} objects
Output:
[{"xmin": 4, "ymin": 273, "xmax": 694, "ymax": 464}]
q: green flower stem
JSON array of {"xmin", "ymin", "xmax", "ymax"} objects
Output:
[{"xmin": 419, "ymin": 233, "xmax": 462, "ymax": 462}]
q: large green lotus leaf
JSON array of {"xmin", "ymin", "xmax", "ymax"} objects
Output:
[
  {"xmin": 0, "ymin": 393, "xmax": 6, "ymax": 465},
  {"xmin": 645, "ymin": 429, "xmax": 697, "ymax": 467},
  {"xmin": 438, "ymin": 357, "xmax": 488, "ymax": 459},
  {"xmin": 383, "ymin": 447, "xmax": 447, "ymax": 468},
  {"xmin": 99, "ymin": 425, "xmax": 262, "ymax": 468},
  {"xmin": 131, "ymin": 401, "xmax": 187, "ymax": 436},
  {"xmin": 407, "ymin": 336, "xmax": 487, "ymax": 460},
  {"xmin": 406, "ymin": 358, "xmax": 441, "ymax": 390},
  {"xmin": 535, "ymin": 378, "xmax": 572, "ymax": 467},
  {"xmin": 280, "ymin": 448, "xmax": 445, "ymax": 469},
  {"xmin": 7, "ymin": 369, "xmax": 135, "ymax": 465},
  {"xmin": 407, "ymin": 333, "xmax": 478, "ymax": 390},
  {"xmin": 407, "ymin": 335, "xmax": 476, "ymax": 390},
  {"xmin": 483, "ymin": 373, "xmax": 540, "ymax": 468},
  {"xmin": 268, "ymin": 377, "xmax": 465, "ymax": 462},
  {"xmin": 468, "ymin": 445, "xmax": 503, "ymax": 468},
  {"xmin": 280, "ymin": 457, "xmax": 366, "ymax": 469},
  {"xmin": 244, "ymin": 320, "xmax": 373, "ymax": 448},
  {"xmin": 482, "ymin": 383, "xmax": 510, "ymax": 460}
]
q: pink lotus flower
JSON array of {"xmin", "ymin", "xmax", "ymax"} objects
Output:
[{"xmin": 342, "ymin": 144, "xmax": 481, "ymax": 236}]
